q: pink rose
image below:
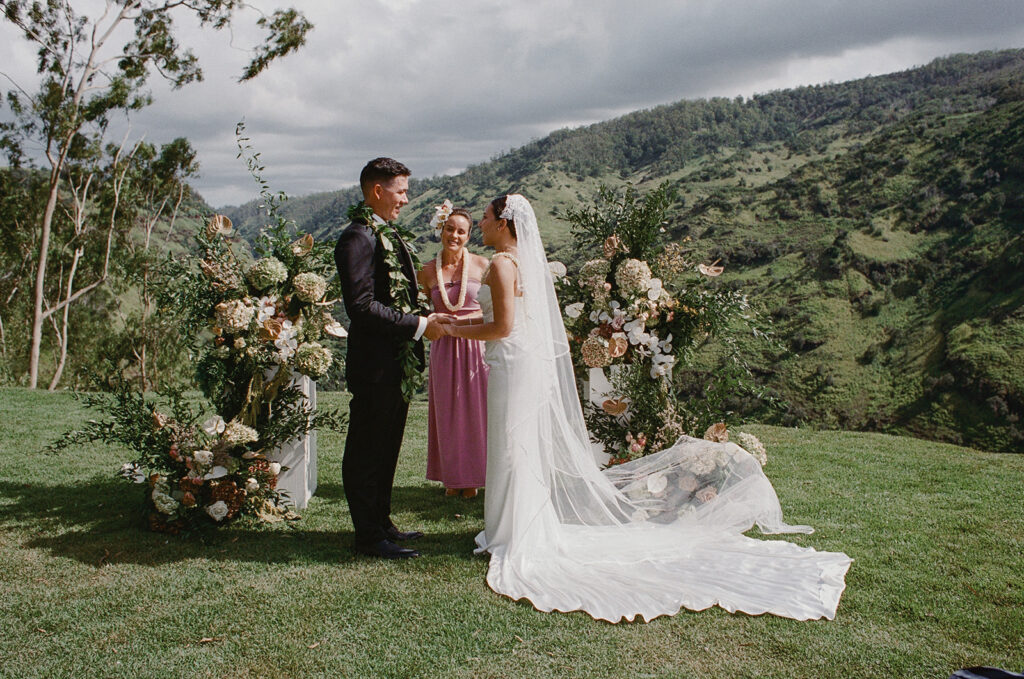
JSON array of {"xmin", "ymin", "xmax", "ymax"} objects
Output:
[{"xmin": 696, "ymin": 486, "xmax": 718, "ymax": 503}]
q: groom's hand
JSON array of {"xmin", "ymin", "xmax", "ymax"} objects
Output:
[{"xmin": 423, "ymin": 316, "xmax": 445, "ymax": 341}]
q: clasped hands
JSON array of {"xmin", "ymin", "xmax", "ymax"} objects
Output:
[{"xmin": 423, "ymin": 312, "xmax": 457, "ymax": 340}]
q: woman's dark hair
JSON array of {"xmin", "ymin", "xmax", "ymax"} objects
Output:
[
  {"xmin": 489, "ymin": 195, "xmax": 517, "ymax": 239},
  {"xmin": 447, "ymin": 207, "xmax": 473, "ymax": 228},
  {"xmin": 359, "ymin": 157, "xmax": 410, "ymax": 193}
]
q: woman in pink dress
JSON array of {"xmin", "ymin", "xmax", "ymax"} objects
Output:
[{"xmin": 417, "ymin": 207, "xmax": 490, "ymax": 498}]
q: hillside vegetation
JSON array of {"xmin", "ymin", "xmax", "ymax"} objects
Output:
[{"xmin": 224, "ymin": 49, "xmax": 1024, "ymax": 453}]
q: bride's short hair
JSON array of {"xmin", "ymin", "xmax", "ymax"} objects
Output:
[{"xmin": 489, "ymin": 195, "xmax": 518, "ymax": 239}]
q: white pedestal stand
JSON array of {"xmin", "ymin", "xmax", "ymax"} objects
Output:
[{"xmin": 267, "ymin": 371, "xmax": 318, "ymax": 509}]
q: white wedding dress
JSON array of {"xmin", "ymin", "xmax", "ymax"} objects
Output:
[{"xmin": 473, "ymin": 196, "xmax": 851, "ymax": 623}]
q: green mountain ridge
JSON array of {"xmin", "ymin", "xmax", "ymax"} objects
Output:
[{"xmin": 222, "ymin": 49, "xmax": 1024, "ymax": 452}]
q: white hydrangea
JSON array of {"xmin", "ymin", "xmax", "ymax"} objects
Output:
[
  {"xmin": 247, "ymin": 257, "xmax": 288, "ymax": 291},
  {"xmin": 736, "ymin": 432, "xmax": 768, "ymax": 466},
  {"xmin": 294, "ymin": 341, "xmax": 333, "ymax": 379},
  {"xmin": 151, "ymin": 487, "xmax": 179, "ymax": 515},
  {"xmin": 292, "ymin": 272, "xmax": 327, "ymax": 303},
  {"xmin": 214, "ymin": 299, "xmax": 255, "ymax": 333},
  {"xmin": 615, "ymin": 259, "xmax": 653, "ymax": 296},
  {"xmin": 223, "ymin": 420, "xmax": 259, "ymax": 446}
]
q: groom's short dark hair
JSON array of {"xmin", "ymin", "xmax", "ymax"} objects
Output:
[{"xmin": 360, "ymin": 157, "xmax": 410, "ymax": 194}]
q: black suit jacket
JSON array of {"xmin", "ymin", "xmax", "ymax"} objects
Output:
[{"xmin": 335, "ymin": 219, "xmax": 425, "ymax": 386}]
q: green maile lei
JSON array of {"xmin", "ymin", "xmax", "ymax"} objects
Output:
[{"xmin": 346, "ymin": 201, "xmax": 427, "ymax": 402}]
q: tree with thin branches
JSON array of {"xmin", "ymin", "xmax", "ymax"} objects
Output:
[{"xmin": 0, "ymin": 0, "xmax": 312, "ymax": 388}]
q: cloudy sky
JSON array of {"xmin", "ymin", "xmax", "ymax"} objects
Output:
[{"xmin": 3, "ymin": 0, "xmax": 1024, "ymax": 207}]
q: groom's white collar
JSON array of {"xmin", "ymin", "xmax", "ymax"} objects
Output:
[{"xmin": 371, "ymin": 213, "xmax": 388, "ymax": 227}]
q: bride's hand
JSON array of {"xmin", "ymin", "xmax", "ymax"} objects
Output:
[{"xmin": 428, "ymin": 312, "xmax": 456, "ymax": 325}]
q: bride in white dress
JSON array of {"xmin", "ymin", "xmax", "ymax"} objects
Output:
[{"xmin": 440, "ymin": 194, "xmax": 851, "ymax": 623}]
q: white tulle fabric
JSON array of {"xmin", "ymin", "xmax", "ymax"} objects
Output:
[{"xmin": 474, "ymin": 194, "xmax": 851, "ymax": 622}]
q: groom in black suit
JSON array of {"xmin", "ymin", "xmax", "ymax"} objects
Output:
[{"xmin": 335, "ymin": 157, "xmax": 443, "ymax": 559}]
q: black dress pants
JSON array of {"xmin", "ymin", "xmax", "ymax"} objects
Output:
[{"xmin": 343, "ymin": 379, "xmax": 409, "ymax": 546}]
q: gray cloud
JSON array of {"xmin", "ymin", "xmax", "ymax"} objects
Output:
[{"xmin": 3, "ymin": 0, "xmax": 1024, "ymax": 206}]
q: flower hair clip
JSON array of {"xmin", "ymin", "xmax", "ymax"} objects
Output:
[{"xmin": 429, "ymin": 199, "xmax": 454, "ymax": 231}]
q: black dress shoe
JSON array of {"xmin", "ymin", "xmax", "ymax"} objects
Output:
[
  {"xmin": 355, "ymin": 539, "xmax": 419, "ymax": 559},
  {"xmin": 386, "ymin": 526, "xmax": 424, "ymax": 542}
]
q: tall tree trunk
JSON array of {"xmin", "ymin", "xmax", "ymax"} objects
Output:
[
  {"xmin": 28, "ymin": 166, "xmax": 64, "ymax": 389},
  {"xmin": 48, "ymin": 246, "xmax": 82, "ymax": 391}
]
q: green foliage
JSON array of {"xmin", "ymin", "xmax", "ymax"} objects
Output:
[{"xmin": 561, "ymin": 182, "xmax": 677, "ymax": 259}]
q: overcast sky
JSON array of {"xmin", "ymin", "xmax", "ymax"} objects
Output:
[{"xmin": 3, "ymin": 0, "xmax": 1024, "ymax": 207}]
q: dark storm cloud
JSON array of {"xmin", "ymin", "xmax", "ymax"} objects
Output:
[{"xmin": 6, "ymin": 0, "xmax": 1022, "ymax": 205}]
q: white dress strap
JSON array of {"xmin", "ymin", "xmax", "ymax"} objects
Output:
[{"xmin": 483, "ymin": 251, "xmax": 520, "ymax": 280}]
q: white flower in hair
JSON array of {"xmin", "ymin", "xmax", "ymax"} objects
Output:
[{"xmin": 429, "ymin": 199, "xmax": 454, "ymax": 231}]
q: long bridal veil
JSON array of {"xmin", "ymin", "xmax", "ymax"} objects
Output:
[{"xmin": 475, "ymin": 194, "xmax": 851, "ymax": 623}]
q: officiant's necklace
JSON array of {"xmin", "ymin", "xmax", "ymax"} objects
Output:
[{"xmin": 435, "ymin": 247, "xmax": 469, "ymax": 311}]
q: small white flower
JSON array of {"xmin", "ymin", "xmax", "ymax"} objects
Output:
[
  {"xmin": 193, "ymin": 450, "xmax": 214, "ymax": 466},
  {"xmin": 119, "ymin": 462, "xmax": 146, "ymax": 484},
  {"xmin": 268, "ymin": 462, "xmax": 282, "ymax": 476},
  {"xmin": 204, "ymin": 465, "xmax": 228, "ymax": 480},
  {"xmin": 324, "ymin": 320, "xmax": 348, "ymax": 338},
  {"xmin": 564, "ymin": 302, "xmax": 585, "ymax": 319},
  {"xmin": 202, "ymin": 415, "xmax": 226, "ymax": 437},
  {"xmin": 245, "ymin": 478, "xmax": 259, "ymax": 493},
  {"xmin": 206, "ymin": 501, "xmax": 229, "ymax": 522},
  {"xmin": 646, "ymin": 473, "xmax": 668, "ymax": 495},
  {"xmin": 630, "ymin": 509, "xmax": 650, "ymax": 522},
  {"xmin": 256, "ymin": 296, "xmax": 278, "ymax": 323}
]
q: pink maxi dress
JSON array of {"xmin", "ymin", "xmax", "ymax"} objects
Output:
[{"xmin": 426, "ymin": 278, "xmax": 489, "ymax": 489}]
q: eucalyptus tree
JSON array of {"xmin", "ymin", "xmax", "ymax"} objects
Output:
[{"xmin": 0, "ymin": 0, "xmax": 312, "ymax": 388}]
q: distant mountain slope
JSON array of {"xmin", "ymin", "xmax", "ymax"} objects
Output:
[{"xmin": 222, "ymin": 49, "xmax": 1024, "ymax": 451}]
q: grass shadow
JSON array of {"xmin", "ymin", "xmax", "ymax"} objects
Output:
[{"xmin": 1, "ymin": 478, "xmax": 486, "ymax": 568}]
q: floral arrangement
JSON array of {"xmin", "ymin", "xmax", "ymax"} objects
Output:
[
  {"xmin": 556, "ymin": 183, "xmax": 769, "ymax": 464},
  {"xmin": 52, "ymin": 125, "xmax": 346, "ymax": 533},
  {"xmin": 610, "ymin": 426, "xmax": 768, "ymax": 522}
]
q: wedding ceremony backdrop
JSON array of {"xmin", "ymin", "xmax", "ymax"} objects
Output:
[{"xmin": 0, "ymin": 0, "xmax": 1022, "ymax": 671}]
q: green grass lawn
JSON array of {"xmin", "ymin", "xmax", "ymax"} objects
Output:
[{"xmin": 1, "ymin": 386, "xmax": 1022, "ymax": 678}]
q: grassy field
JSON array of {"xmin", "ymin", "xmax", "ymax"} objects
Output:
[{"xmin": 1, "ymin": 386, "xmax": 1022, "ymax": 678}]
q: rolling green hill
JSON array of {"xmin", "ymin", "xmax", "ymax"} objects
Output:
[{"xmin": 221, "ymin": 49, "xmax": 1024, "ymax": 452}]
